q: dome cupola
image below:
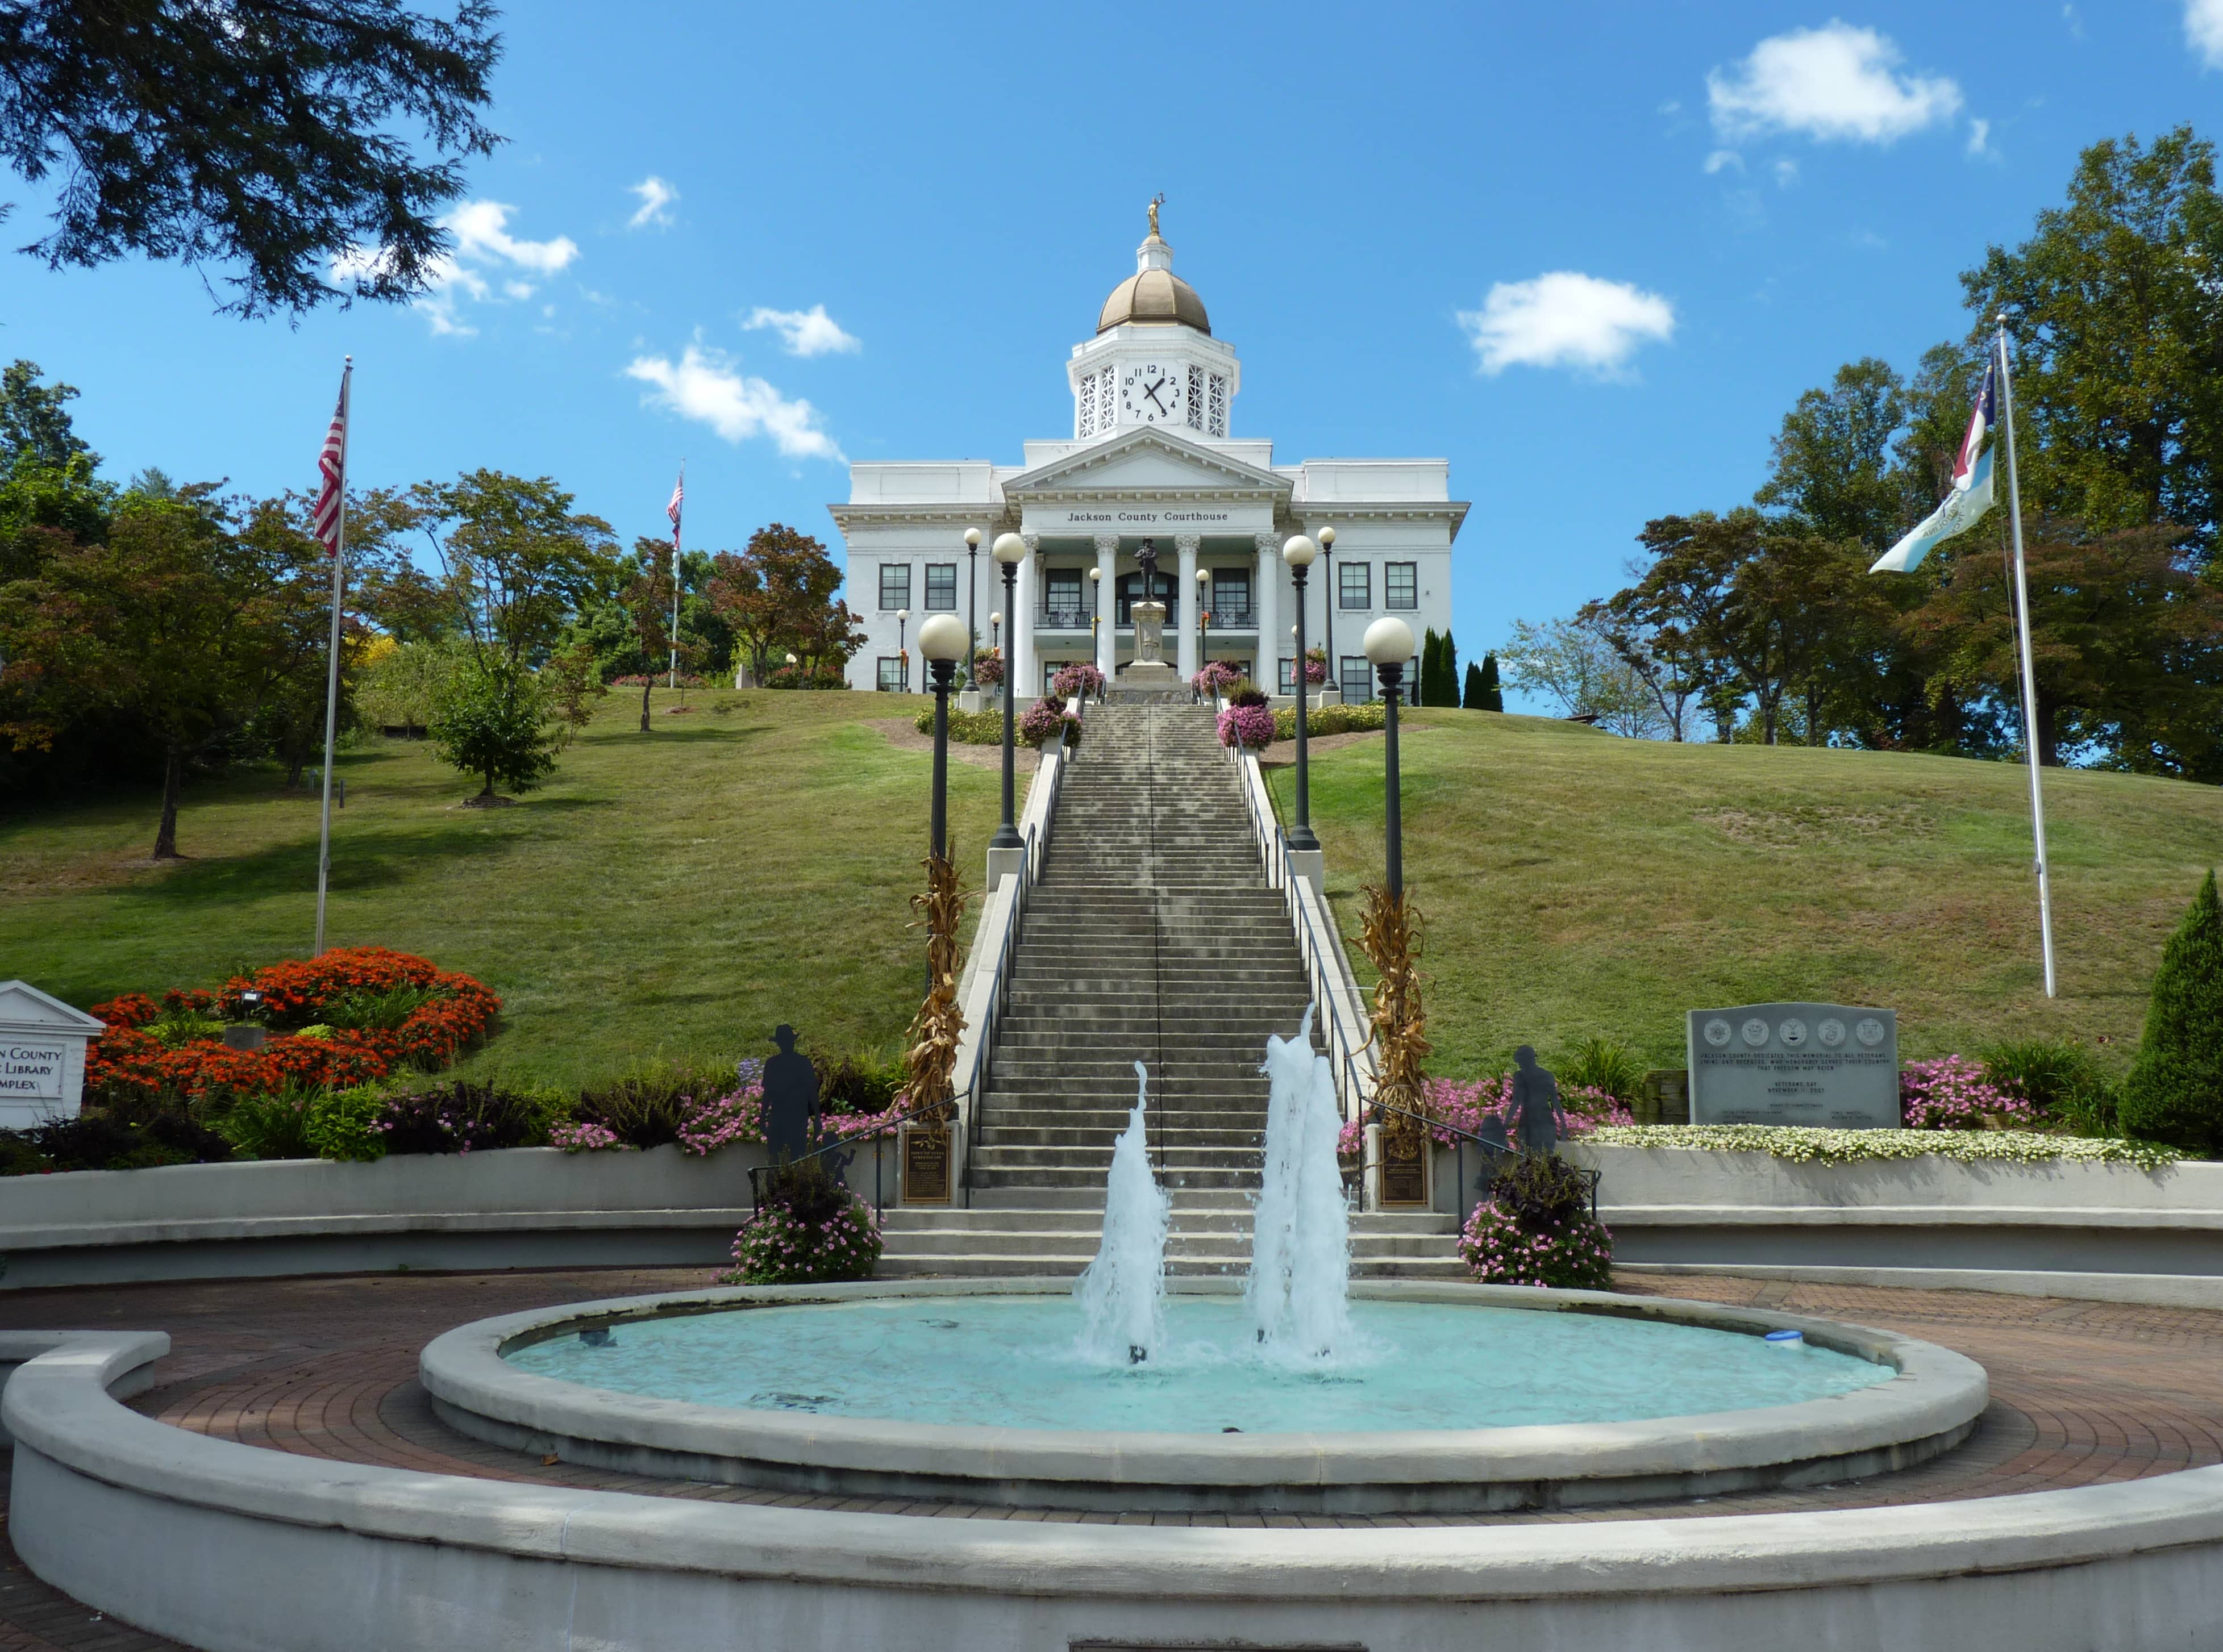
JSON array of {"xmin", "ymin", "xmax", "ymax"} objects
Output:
[{"xmin": 1096, "ymin": 198, "xmax": 1209, "ymax": 335}]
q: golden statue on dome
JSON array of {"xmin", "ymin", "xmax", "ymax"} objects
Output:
[{"xmin": 1147, "ymin": 192, "xmax": 1163, "ymax": 238}]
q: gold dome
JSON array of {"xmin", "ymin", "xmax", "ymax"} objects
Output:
[{"xmin": 1096, "ymin": 232, "xmax": 1210, "ymax": 335}]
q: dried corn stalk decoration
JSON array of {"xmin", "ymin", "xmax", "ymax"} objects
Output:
[
  {"xmin": 904, "ymin": 845, "xmax": 969, "ymax": 1137},
  {"xmin": 1356, "ymin": 882, "xmax": 1431, "ymax": 1152}
]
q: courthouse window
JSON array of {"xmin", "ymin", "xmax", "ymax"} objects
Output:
[
  {"xmin": 1279, "ymin": 656, "xmax": 1296, "ymax": 695},
  {"xmin": 879, "ymin": 564, "xmax": 910, "ymax": 611},
  {"xmin": 1385, "ymin": 562, "xmax": 1417, "ymax": 610},
  {"xmin": 1341, "ymin": 656, "xmax": 1372, "ymax": 703},
  {"xmin": 1339, "ymin": 561, "xmax": 1370, "ymax": 610},
  {"xmin": 925, "ymin": 563, "xmax": 956, "ymax": 611},
  {"xmin": 876, "ymin": 657, "xmax": 905, "ymax": 692}
]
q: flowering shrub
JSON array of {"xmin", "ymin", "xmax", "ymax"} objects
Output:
[
  {"xmin": 1217, "ymin": 701, "xmax": 1276, "ymax": 749},
  {"xmin": 551, "ymin": 1121, "xmax": 624, "ymax": 1153},
  {"xmin": 611, "ymin": 673, "xmax": 706, "ymax": 687},
  {"xmin": 1421, "ymin": 1074, "xmax": 1632, "ymax": 1150},
  {"xmin": 1020, "ymin": 697, "xmax": 1082, "ymax": 749},
  {"xmin": 721, "ymin": 1165, "xmax": 882, "ymax": 1284},
  {"xmin": 1303, "ymin": 647, "xmax": 1330, "ymax": 685},
  {"xmin": 84, "ymin": 948, "xmax": 499, "ymax": 1107},
  {"xmin": 1192, "ymin": 660, "xmax": 1242, "ymax": 696},
  {"xmin": 1337, "ymin": 1118, "xmax": 1366, "ymax": 1158},
  {"xmin": 971, "ymin": 650, "xmax": 1005, "ymax": 689},
  {"xmin": 1459, "ymin": 1200, "xmax": 1615, "ymax": 1289},
  {"xmin": 1900, "ymin": 1056, "xmax": 2035, "ymax": 1130},
  {"xmin": 824, "ymin": 1099, "xmax": 911, "ymax": 1142},
  {"xmin": 1458, "ymin": 1154, "xmax": 1613, "ymax": 1289},
  {"xmin": 374, "ymin": 1081, "xmax": 543, "ymax": 1155},
  {"xmin": 1051, "ymin": 661, "xmax": 1104, "ymax": 699},
  {"xmin": 678, "ymin": 1060, "xmax": 766, "ymax": 1155}
]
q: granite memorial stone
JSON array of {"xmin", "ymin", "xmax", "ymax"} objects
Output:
[{"xmin": 1686, "ymin": 1003, "xmax": 1900, "ymax": 1128}]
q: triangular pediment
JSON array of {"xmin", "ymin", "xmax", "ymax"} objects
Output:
[
  {"xmin": 1006, "ymin": 428, "xmax": 1290, "ymax": 501},
  {"xmin": 0, "ymin": 980, "xmax": 106, "ymax": 1033}
]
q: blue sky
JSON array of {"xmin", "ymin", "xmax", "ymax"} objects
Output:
[{"xmin": 5, "ymin": 2, "xmax": 2218, "ymax": 708}]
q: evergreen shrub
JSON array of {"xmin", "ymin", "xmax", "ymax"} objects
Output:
[{"xmin": 2120, "ymin": 871, "xmax": 2223, "ymax": 1153}]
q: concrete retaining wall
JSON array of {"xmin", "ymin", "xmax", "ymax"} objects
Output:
[
  {"xmin": 9, "ymin": 1324, "xmax": 2223, "ymax": 1651},
  {"xmin": 0, "ymin": 1141, "xmax": 896, "ymax": 1290},
  {"xmin": 1571, "ymin": 1144, "xmax": 2223, "ymax": 1306}
]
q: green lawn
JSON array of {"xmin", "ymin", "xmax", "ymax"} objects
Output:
[
  {"xmin": 7, "ymin": 694, "xmax": 2218, "ymax": 1091},
  {"xmin": 0, "ymin": 689, "xmax": 1010, "ymax": 1087},
  {"xmin": 1267, "ymin": 708, "xmax": 2223, "ymax": 1077}
]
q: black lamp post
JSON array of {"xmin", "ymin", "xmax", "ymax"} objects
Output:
[
  {"xmin": 964, "ymin": 528, "xmax": 981, "ymax": 690},
  {"xmin": 1283, "ymin": 534, "xmax": 1320, "ymax": 853},
  {"xmin": 895, "ymin": 608, "xmax": 910, "ymax": 694},
  {"xmin": 1364, "ymin": 616, "xmax": 1415, "ymax": 898},
  {"xmin": 1195, "ymin": 566, "xmax": 1210, "ymax": 673},
  {"xmin": 919, "ymin": 615, "xmax": 967, "ymax": 858},
  {"xmin": 1318, "ymin": 525, "xmax": 1337, "ymax": 699},
  {"xmin": 990, "ymin": 533, "xmax": 1027, "ymax": 853}
]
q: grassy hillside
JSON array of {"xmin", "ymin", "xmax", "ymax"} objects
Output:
[
  {"xmin": 1268, "ymin": 707, "xmax": 2223, "ymax": 1077},
  {"xmin": 0, "ymin": 689, "xmax": 1011, "ymax": 1087},
  {"xmin": 4, "ymin": 692, "xmax": 2217, "ymax": 1090}
]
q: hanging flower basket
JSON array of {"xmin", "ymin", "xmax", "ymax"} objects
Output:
[{"xmin": 971, "ymin": 650, "xmax": 1005, "ymax": 690}]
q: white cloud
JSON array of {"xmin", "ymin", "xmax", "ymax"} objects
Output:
[
  {"xmin": 1456, "ymin": 273, "xmax": 1676, "ymax": 378},
  {"xmin": 444, "ymin": 201, "xmax": 578, "ymax": 274},
  {"xmin": 627, "ymin": 176, "xmax": 680, "ymax": 230},
  {"xmin": 1704, "ymin": 149, "xmax": 1744, "ymax": 174},
  {"xmin": 1708, "ymin": 23, "xmax": 1962, "ymax": 144},
  {"xmin": 1773, "ymin": 158, "xmax": 1800, "ymax": 187},
  {"xmin": 1966, "ymin": 118, "xmax": 1991, "ymax": 156},
  {"xmin": 328, "ymin": 200, "xmax": 577, "ymax": 336},
  {"xmin": 742, "ymin": 304, "xmax": 862, "ymax": 357},
  {"xmin": 2189, "ymin": 0, "xmax": 2223, "ymax": 68},
  {"xmin": 625, "ymin": 344, "xmax": 844, "ymax": 462}
]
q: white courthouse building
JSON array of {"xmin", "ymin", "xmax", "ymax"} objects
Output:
[{"xmin": 831, "ymin": 211, "xmax": 1466, "ymax": 700}]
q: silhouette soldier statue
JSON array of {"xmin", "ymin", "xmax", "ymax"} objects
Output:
[
  {"xmin": 761, "ymin": 1024, "xmax": 819, "ymax": 1167},
  {"xmin": 1510, "ymin": 1045, "xmax": 1566, "ymax": 1158}
]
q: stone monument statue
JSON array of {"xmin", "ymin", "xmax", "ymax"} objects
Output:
[
  {"xmin": 1112, "ymin": 537, "xmax": 1182, "ymax": 694},
  {"xmin": 1510, "ymin": 1045, "xmax": 1565, "ymax": 1158},
  {"xmin": 761, "ymin": 1024, "xmax": 819, "ymax": 1166}
]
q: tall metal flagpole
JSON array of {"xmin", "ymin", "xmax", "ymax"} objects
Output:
[
  {"xmin": 1995, "ymin": 314, "xmax": 2058, "ymax": 998},
  {"xmin": 669, "ymin": 460, "xmax": 684, "ymax": 690},
  {"xmin": 313, "ymin": 359, "xmax": 353, "ymax": 958}
]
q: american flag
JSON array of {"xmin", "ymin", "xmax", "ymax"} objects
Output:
[
  {"xmin": 666, "ymin": 469, "xmax": 684, "ymax": 552},
  {"xmin": 1952, "ymin": 356, "xmax": 1996, "ymax": 493},
  {"xmin": 311, "ymin": 366, "xmax": 350, "ymax": 554}
]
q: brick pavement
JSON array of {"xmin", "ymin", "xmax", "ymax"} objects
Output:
[{"xmin": 7, "ymin": 1266, "xmax": 2223, "ymax": 1641}]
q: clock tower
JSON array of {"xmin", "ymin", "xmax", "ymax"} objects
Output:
[{"xmin": 1068, "ymin": 205, "xmax": 1240, "ymax": 442}]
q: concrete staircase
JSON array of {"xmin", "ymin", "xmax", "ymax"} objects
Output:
[{"xmin": 876, "ymin": 699, "xmax": 1462, "ymax": 1279}]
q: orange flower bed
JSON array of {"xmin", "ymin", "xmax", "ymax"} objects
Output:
[{"xmin": 84, "ymin": 947, "xmax": 499, "ymax": 1105}]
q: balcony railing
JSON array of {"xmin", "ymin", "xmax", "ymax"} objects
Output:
[
  {"xmin": 1036, "ymin": 606, "xmax": 1091, "ymax": 630},
  {"xmin": 1204, "ymin": 606, "xmax": 1256, "ymax": 629},
  {"xmin": 1033, "ymin": 604, "xmax": 1259, "ymax": 631}
]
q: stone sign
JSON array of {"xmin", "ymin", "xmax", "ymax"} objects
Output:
[
  {"xmin": 1686, "ymin": 1003, "xmax": 1899, "ymax": 1129},
  {"xmin": 0, "ymin": 981, "xmax": 106, "ymax": 1130}
]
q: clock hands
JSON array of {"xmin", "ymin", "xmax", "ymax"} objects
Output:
[{"xmin": 1144, "ymin": 378, "xmax": 1169, "ymax": 414}]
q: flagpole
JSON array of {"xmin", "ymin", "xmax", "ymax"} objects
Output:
[
  {"xmin": 313, "ymin": 358, "xmax": 353, "ymax": 958},
  {"xmin": 669, "ymin": 460, "xmax": 683, "ymax": 691},
  {"xmin": 1995, "ymin": 315, "xmax": 2058, "ymax": 999}
]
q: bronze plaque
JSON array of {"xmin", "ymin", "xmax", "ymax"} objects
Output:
[
  {"xmin": 1379, "ymin": 1128, "xmax": 1428, "ymax": 1209},
  {"xmin": 902, "ymin": 1127, "xmax": 952, "ymax": 1205}
]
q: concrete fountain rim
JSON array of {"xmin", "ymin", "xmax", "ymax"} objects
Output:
[{"xmin": 418, "ymin": 1276, "xmax": 1987, "ymax": 1509}]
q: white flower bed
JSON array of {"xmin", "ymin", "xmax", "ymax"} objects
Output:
[{"xmin": 1588, "ymin": 1124, "xmax": 2184, "ymax": 1171}]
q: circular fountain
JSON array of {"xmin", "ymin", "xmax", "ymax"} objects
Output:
[
  {"xmin": 424, "ymin": 1028, "xmax": 1984, "ymax": 1516},
  {"xmin": 423, "ymin": 1276, "xmax": 1983, "ymax": 1515}
]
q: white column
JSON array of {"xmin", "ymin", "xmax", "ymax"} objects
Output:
[
  {"xmin": 1175, "ymin": 536, "xmax": 1200, "ymax": 681},
  {"xmin": 1094, "ymin": 533, "xmax": 1119, "ymax": 679},
  {"xmin": 1253, "ymin": 529, "xmax": 1280, "ymax": 697},
  {"xmin": 1015, "ymin": 533, "xmax": 1040, "ymax": 696}
]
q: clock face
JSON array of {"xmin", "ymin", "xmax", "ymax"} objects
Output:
[{"xmin": 1120, "ymin": 363, "xmax": 1184, "ymax": 425}]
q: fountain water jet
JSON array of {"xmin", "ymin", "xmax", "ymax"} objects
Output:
[
  {"xmin": 1074, "ymin": 1061, "xmax": 1169, "ymax": 1364},
  {"xmin": 1245, "ymin": 1007, "xmax": 1353, "ymax": 1358}
]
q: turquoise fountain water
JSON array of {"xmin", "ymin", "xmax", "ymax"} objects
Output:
[{"xmin": 504, "ymin": 1020, "xmax": 1895, "ymax": 1433}]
